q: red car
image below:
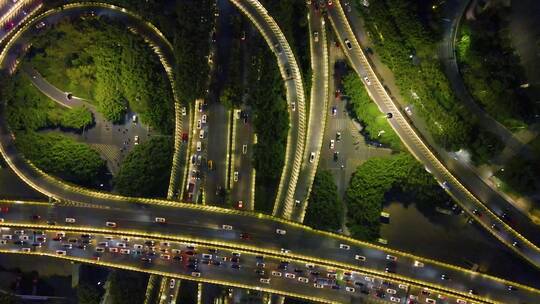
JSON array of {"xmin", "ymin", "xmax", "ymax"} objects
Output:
[
  {"xmin": 0, "ymin": 206, "xmax": 9, "ymax": 213},
  {"xmin": 240, "ymin": 233, "xmax": 250, "ymax": 240}
]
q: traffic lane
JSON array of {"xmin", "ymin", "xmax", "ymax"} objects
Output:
[
  {"xmin": 0, "ymin": 231, "xmax": 359, "ymax": 303},
  {"xmin": 204, "ymin": 102, "xmax": 228, "ymax": 205},
  {"xmin": 325, "ymin": 4, "xmax": 540, "ymax": 268},
  {"xmin": 230, "ymin": 113, "xmax": 254, "ymax": 209},
  {"xmin": 292, "ymin": 6, "xmax": 328, "ymax": 215},
  {"xmin": 2, "ymin": 203, "xmax": 536, "ymax": 304}
]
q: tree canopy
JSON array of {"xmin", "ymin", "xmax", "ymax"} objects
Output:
[
  {"xmin": 305, "ymin": 170, "xmax": 343, "ymax": 231},
  {"xmin": 114, "ymin": 137, "xmax": 173, "ymax": 198}
]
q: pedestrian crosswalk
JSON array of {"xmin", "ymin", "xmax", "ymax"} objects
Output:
[{"xmin": 89, "ymin": 143, "xmax": 122, "ymax": 175}]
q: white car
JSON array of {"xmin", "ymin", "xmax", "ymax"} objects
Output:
[
  {"xmin": 330, "ymin": 139, "xmax": 335, "ymax": 149},
  {"xmin": 155, "ymin": 217, "xmax": 166, "ymax": 223},
  {"xmin": 222, "ymin": 225, "xmax": 233, "ymax": 230},
  {"xmin": 21, "ymin": 248, "xmax": 31, "ymax": 252},
  {"xmin": 272, "ymin": 271, "xmax": 282, "ymax": 277},
  {"xmin": 363, "ymin": 76, "xmax": 371, "ymax": 85},
  {"xmin": 344, "ymin": 38, "xmax": 352, "ymax": 50},
  {"xmin": 169, "ymin": 279, "xmax": 176, "ymax": 289},
  {"xmin": 199, "ymin": 129, "xmax": 205, "ymax": 139},
  {"xmin": 0, "ymin": 240, "xmax": 7, "ymax": 245},
  {"xmin": 413, "ymin": 260, "xmax": 424, "ymax": 267},
  {"xmin": 386, "ymin": 254, "xmax": 397, "ymax": 261},
  {"xmin": 134, "ymin": 135, "xmax": 139, "ymax": 145},
  {"xmin": 105, "ymin": 222, "xmax": 117, "ymax": 228},
  {"xmin": 389, "ymin": 297, "xmax": 401, "ymax": 303},
  {"xmin": 309, "ymin": 152, "xmax": 315, "ymax": 163},
  {"xmin": 276, "ymin": 229, "xmax": 286, "ymax": 235},
  {"xmin": 339, "ymin": 243, "xmax": 350, "ymax": 250},
  {"xmin": 285, "ymin": 273, "xmax": 296, "ymax": 279},
  {"xmin": 191, "ymin": 272, "xmax": 201, "ymax": 277},
  {"xmin": 242, "ymin": 144, "xmax": 247, "ymax": 154},
  {"xmin": 345, "ymin": 287, "xmax": 355, "ymax": 293},
  {"xmin": 355, "ymin": 255, "xmax": 366, "ymax": 261},
  {"xmin": 298, "ymin": 277, "xmax": 309, "ymax": 283},
  {"xmin": 197, "ymin": 120, "xmax": 202, "ymax": 129},
  {"xmin": 280, "ymin": 248, "xmax": 290, "ymax": 254},
  {"xmin": 202, "ymin": 114, "xmax": 207, "ymax": 124},
  {"xmin": 233, "ymin": 171, "xmax": 239, "ymax": 182},
  {"xmin": 314, "ymin": 283, "xmax": 324, "ymax": 289},
  {"xmin": 95, "ymin": 247, "xmax": 105, "ymax": 253},
  {"xmin": 426, "ymin": 299, "xmax": 436, "ymax": 304},
  {"xmin": 196, "ymin": 141, "xmax": 202, "ymax": 152},
  {"xmin": 260, "ymin": 278, "xmax": 270, "ymax": 284},
  {"xmin": 181, "ymin": 107, "xmax": 187, "ymax": 116},
  {"xmin": 65, "ymin": 217, "xmax": 76, "ymax": 223},
  {"xmin": 120, "ymin": 249, "xmax": 131, "ymax": 255},
  {"xmin": 202, "ymin": 253, "xmax": 212, "ymax": 259},
  {"xmin": 364, "ymin": 276, "xmax": 374, "ymax": 282},
  {"xmin": 387, "ymin": 288, "xmax": 397, "ymax": 294},
  {"xmin": 405, "ymin": 106, "xmax": 412, "ymax": 115},
  {"xmin": 291, "ymin": 102, "xmax": 296, "ymax": 111},
  {"xmin": 456, "ymin": 299, "xmax": 467, "ymax": 304},
  {"xmin": 313, "ymin": 31, "xmax": 319, "ymax": 42}
]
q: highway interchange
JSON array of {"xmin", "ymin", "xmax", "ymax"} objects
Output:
[{"xmin": 1, "ymin": 0, "xmax": 540, "ymax": 303}]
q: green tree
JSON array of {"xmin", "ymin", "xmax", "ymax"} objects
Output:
[
  {"xmin": 305, "ymin": 170, "xmax": 343, "ymax": 231},
  {"xmin": 77, "ymin": 283, "xmax": 102, "ymax": 304},
  {"xmin": 15, "ymin": 132, "xmax": 106, "ymax": 186},
  {"xmin": 0, "ymin": 293, "xmax": 18, "ymax": 304},
  {"xmin": 108, "ymin": 270, "xmax": 148, "ymax": 304},
  {"xmin": 114, "ymin": 137, "xmax": 173, "ymax": 197}
]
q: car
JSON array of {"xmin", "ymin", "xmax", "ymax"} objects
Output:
[
  {"xmin": 364, "ymin": 276, "xmax": 374, "ymax": 282},
  {"xmin": 272, "ymin": 271, "xmax": 282, "ymax": 277},
  {"xmin": 440, "ymin": 274, "xmax": 449, "ymax": 280},
  {"xmin": 491, "ymin": 223, "xmax": 500, "ymax": 231},
  {"xmin": 134, "ymin": 135, "xmax": 139, "ymax": 145},
  {"xmin": 231, "ymin": 264, "xmax": 241, "ymax": 270},
  {"xmin": 132, "ymin": 115, "xmax": 137, "ymax": 123},
  {"xmin": 327, "ymin": 0, "xmax": 333, "ymax": 6},
  {"xmin": 344, "ymin": 39, "xmax": 352, "ymax": 49},
  {"xmin": 202, "ymin": 114, "xmax": 207, "ymax": 124},
  {"xmin": 291, "ymin": 102, "xmax": 296, "ymax": 111},
  {"xmin": 105, "ymin": 221, "xmax": 117, "ymax": 228},
  {"xmin": 363, "ymin": 76, "xmax": 371, "ymax": 85},
  {"xmin": 56, "ymin": 250, "xmax": 67, "ymax": 255},
  {"xmin": 468, "ymin": 289, "xmax": 476, "ymax": 295},
  {"xmin": 191, "ymin": 272, "xmax": 201, "ymax": 277},
  {"xmin": 345, "ymin": 287, "xmax": 355, "ymax": 293},
  {"xmin": 222, "ymin": 224, "xmax": 233, "ymax": 230},
  {"xmin": 196, "ymin": 141, "xmax": 202, "ymax": 152},
  {"xmin": 199, "ymin": 129, "xmax": 205, "ymax": 139},
  {"xmin": 386, "ymin": 112, "xmax": 393, "ymax": 118},
  {"xmin": 240, "ymin": 233, "xmax": 250, "ymax": 240},
  {"xmin": 507, "ymin": 285, "xmax": 517, "ymax": 291},
  {"xmin": 512, "ymin": 240, "xmax": 520, "ymax": 248},
  {"xmin": 242, "ymin": 144, "xmax": 247, "ymax": 154},
  {"xmin": 233, "ymin": 171, "xmax": 239, "ymax": 182},
  {"xmin": 329, "ymin": 139, "xmax": 335, "ymax": 149},
  {"xmin": 280, "ymin": 248, "xmax": 290, "ymax": 254},
  {"xmin": 181, "ymin": 107, "xmax": 187, "ymax": 116},
  {"xmin": 140, "ymin": 257, "xmax": 152, "ymax": 263},
  {"xmin": 339, "ymin": 244, "xmax": 350, "ymax": 250},
  {"xmin": 386, "ymin": 255, "xmax": 397, "ymax": 261},
  {"xmin": 387, "ymin": 288, "xmax": 397, "ymax": 294},
  {"xmin": 331, "ymin": 106, "xmax": 337, "ymax": 116},
  {"xmin": 260, "ymin": 278, "xmax": 271, "ymax": 284},
  {"xmin": 274, "ymin": 43, "xmax": 282, "ymax": 55},
  {"xmin": 197, "ymin": 120, "xmax": 202, "ymax": 129},
  {"xmin": 285, "ymin": 273, "xmax": 295, "ymax": 279},
  {"xmin": 314, "ymin": 283, "xmax": 324, "ymax": 289},
  {"xmin": 456, "ymin": 299, "xmax": 467, "ymax": 304},
  {"xmin": 355, "ymin": 255, "xmax": 366, "ymax": 261},
  {"xmin": 182, "ymin": 132, "xmax": 188, "ymax": 142},
  {"xmin": 309, "ymin": 152, "xmax": 316, "ymax": 163},
  {"xmin": 31, "ymin": 215, "xmax": 41, "ymax": 220},
  {"xmin": 472, "ymin": 209, "xmax": 482, "ymax": 217},
  {"xmin": 155, "ymin": 217, "xmax": 166, "ymax": 223},
  {"xmin": 426, "ymin": 299, "xmax": 436, "ymax": 304},
  {"xmin": 237, "ymin": 201, "xmax": 243, "ymax": 209},
  {"xmin": 35, "ymin": 21, "xmax": 46, "ymax": 29},
  {"xmin": 336, "ymin": 132, "xmax": 342, "ymax": 141},
  {"xmin": 313, "ymin": 31, "xmax": 319, "ymax": 42},
  {"xmin": 276, "ymin": 229, "xmax": 286, "ymax": 235},
  {"xmin": 413, "ymin": 260, "xmax": 424, "ymax": 267},
  {"xmin": 333, "ymin": 151, "xmax": 339, "ymax": 161},
  {"xmin": 405, "ymin": 106, "xmax": 412, "ymax": 115}
]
